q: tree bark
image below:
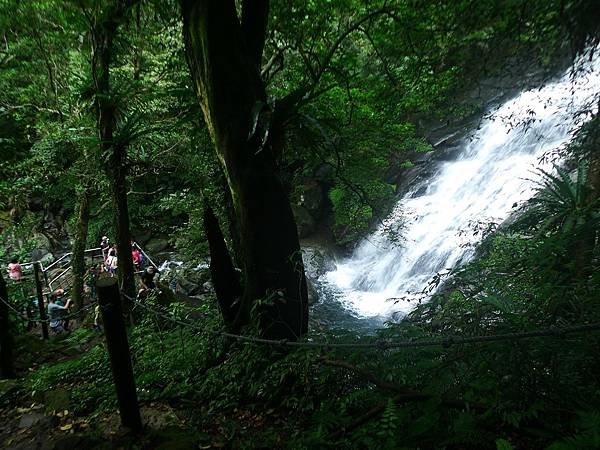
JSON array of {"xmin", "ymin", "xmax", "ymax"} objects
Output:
[
  {"xmin": 571, "ymin": 125, "xmax": 600, "ymax": 280},
  {"xmin": 181, "ymin": 0, "xmax": 308, "ymax": 339},
  {"xmin": 0, "ymin": 273, "xmax": 15, "ymax": 379},
  {"xmin": 91, "ymin": 1, "xmax": 137, "ymax": 300},
  {"xmin": 203, "ymin": 204, "xmax": 241, "ymax": 324},
  {"xmin": 71, "ymin": 186, "xmax": 91, "ymax": 312}
]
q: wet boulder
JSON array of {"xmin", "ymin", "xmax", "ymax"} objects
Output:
[{"xmin": 302, "ymin": 246, "xmax": 336, "ymax": 281}]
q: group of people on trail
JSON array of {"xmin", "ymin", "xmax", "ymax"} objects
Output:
[
  {"xmin": 2, "ymin": 236, "xmax": 161, "ymax": 336},
  {"xmin": 100, "ymin": 236, "xmax": 147, "ymax": 275},
  {"xmin": 99, "ymin": 235, "xmax": 158, "ymax": 299}
]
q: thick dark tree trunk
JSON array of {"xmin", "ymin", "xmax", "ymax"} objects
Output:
[
  {"xmin": 92, "ymin": 1, "xmax": 137, "ymax": 300},
  {"xmin": 181, "ymin": 0, "xmax": 308, "ymax": 339},
  {"xmin": 71, "ymin": 186, "xmax": 91, "ymax": 312},
  {"xmin": 0, "ymin": 273, "xmax": 15, "ymax": 379}
]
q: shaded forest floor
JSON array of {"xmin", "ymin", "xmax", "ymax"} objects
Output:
[
  {"xmin": 0, "ymin": 310, "xmax": 310, "ymax": 450},
  {"xmin": 2, "ymin": 264, "xmax": 600, "ymax": 450}
]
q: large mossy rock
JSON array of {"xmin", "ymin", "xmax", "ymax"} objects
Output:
[{"xmin": 145, "ymin": 237, "xmax": 170, "ymax": 254}]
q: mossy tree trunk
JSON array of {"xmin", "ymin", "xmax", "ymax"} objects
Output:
[
  {"xmin": 181, "ymin": 0, "xmax": 308, "ymax": 339},
  {"xmin": 71, "ymin": 185, "xmax": 91, "ymax": 312}
]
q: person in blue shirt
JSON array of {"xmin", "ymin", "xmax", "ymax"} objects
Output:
[{"xmin": 47, "ymin": 292, "xmax": 71, "ymax": 334}]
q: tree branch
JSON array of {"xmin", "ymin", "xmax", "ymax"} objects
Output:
[{"xmin": 274, "ymin": 6, "xmax": 392, "ymax": 125}]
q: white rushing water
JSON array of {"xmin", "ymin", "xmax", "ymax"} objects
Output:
[{"xmin": 324, "ymin": 48, "xmax": 600, "ymax": 320}]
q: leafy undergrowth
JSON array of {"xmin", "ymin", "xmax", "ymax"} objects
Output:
[
  {"xmin": 3, "ymin": 162, "xmax": 600, "ymax": 448},
  {"xmin": 1, "ymin": 279, "xmax": 599, "ymax": 449}
]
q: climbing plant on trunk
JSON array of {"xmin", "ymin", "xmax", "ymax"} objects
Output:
[{"xmin": 89, "ymin": 0, "xmax": 139, "ymax": 300}]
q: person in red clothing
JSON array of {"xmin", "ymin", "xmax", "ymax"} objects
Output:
[
  {"xmin": 132, "ymin": 246, "xmax": 142, "ymax": 271},
  {"xmin": 7, "ymin": 258, "xmax": 23, "ymax": 281}
]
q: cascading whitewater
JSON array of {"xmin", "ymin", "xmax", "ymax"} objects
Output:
[{"xmin": 324, "ymin": 48, "xmax": 600, "ymax": 320}]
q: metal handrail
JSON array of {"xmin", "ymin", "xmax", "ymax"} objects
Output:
[
  {"xmin": 48, "ymin": 266, "xmax": 72, "ymax": 288},
  {"xmin": 43, "ymin": 253, "xmax": 71, "ymax": 272}
]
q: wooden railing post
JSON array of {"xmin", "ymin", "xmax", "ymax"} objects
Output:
[
  {"xmin": 34, "ymin": 262, "xmax": 49, "ymax": 340},
  {"xmin": 96, "ymin": 277, "xmax": 142, "ymax": 431},
  {"xmin": 0, "ymin": 273, "xmax": 15, "ymax": 378}
]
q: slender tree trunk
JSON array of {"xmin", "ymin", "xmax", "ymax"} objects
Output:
[
  {"xmin": 71, "ymin": 186, "xmax": 91, "ymax": 312},
  {"xmin": 578, "ymin": 139, "xmax": 600, "ymax": 276},
  {"xmin": 203, "ymin": 204, "xmax": 242, "ymax": 324},
  {"xmin": 0, "ymin": 273, "xmax": 15, "ymax": 379},
  {"xmin": 181, "ymin": 0, "xmax": 308, "ymax": 339},
  {"xmin": 110, "ymin": 145, "xmax": 136, "ymax": 299},
  {"xmin": 92, "ymin": 2, "xmax": 137, "ymax": 300}
]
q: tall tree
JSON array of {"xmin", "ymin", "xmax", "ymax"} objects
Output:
[
  {"xmin": 89, "ymin": 0, "xmax": 139, "ymax": 300},
  {"xmin": 181, "ymin": 0, "xmax": 308, "ymax": 339}
]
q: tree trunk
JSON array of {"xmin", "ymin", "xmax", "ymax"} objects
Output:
[
  {"xmin": 571, "ymin": 126, "xmax": 600, "ymax": 280},
  {"xmin": 0, "ymin": 273, "xmax": 15, "ymax": 379},
  {"xmin": 71, "ymin": 186, "xmax": 91, "ymax": 312},
  {"xmin": 92, "ymin": 2, "xmax": 137, "ymax": 300},
  {"xmin": 203, "ymin": 204, "xmax": 242, "ymax": 324},
  {"xmin": 181, "ymin": 0, "xmax": 308, "ymax": 339},
  {"xmin": 111, "ymin": 145, "xmax": 136, "ymax": 300}
]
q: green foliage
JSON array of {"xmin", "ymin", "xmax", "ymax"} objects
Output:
[
  {"xmin": 525, "ymin": 161, "xmax": 599, "ymax": 236},
  {"xmin": 328, "ymin": 180, "xmax": 394, "ymax": 245}
]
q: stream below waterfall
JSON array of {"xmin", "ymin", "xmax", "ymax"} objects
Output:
[{"xmin": 309, "ymin": 48, "xmax": 600, "ymax": 332}]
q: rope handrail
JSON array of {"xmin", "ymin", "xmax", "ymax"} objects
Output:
[
  {"xmin": 128, "ymin": 295, "xmax": 600, "ymax": 350},
  {"xmin": 3, "ymin": 291, "xmax": 600, "ymax": 348},
  {"xmin": 0, "ymin": 295, "xmax": 94, "ymax": 324}
]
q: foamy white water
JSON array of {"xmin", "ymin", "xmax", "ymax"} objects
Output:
[{"xmin": 325, "ymin": 48, "xmax": 600, "ymax": 319}]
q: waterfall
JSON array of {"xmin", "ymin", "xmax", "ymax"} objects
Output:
[{"xmin": 323, "ymin": 48, "xmax": 600, "ymax": 321}]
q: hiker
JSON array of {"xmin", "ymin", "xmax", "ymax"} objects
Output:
[
  {"xmin": 106, "ymin": 253, "xmax": 118, "ymax": 276},
  {"xmin": 48, "ymin": 293, "xmax": 72, "ymax": 334},
  {"xmin": 104, "ymin": 245, "xmax": 118, "ymax": 275},
  {"xmin": 138, "ymin": 266, "xmax": 158, "ymax": 298},
  {"xmin": 53, "ymin": 289, "xmax": 72, "ymax": 331},
  {"xmin": 93, "ymin": 305, "xmax": 102, "ymax": 332},
  {"xmin": 100, "ymin": 236, "xmax": 110, "ymax": 260},
  {"xmin": 7, "ymin": 258, "xmax": 23, "ymax": 281},
  {"xmin": 132, "ymin": 246, "xmax": 142, "ymax": 271}
]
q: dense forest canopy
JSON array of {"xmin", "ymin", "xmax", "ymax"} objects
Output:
[{"xmin": 1, "ymin": 0, "xmax": 600, "ymax": 448}]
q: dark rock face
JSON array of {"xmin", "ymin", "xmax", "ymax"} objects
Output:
[
  {"xmin": 292, "ymin": 204, "xmax": 316, "ymax": 238},
  {"xmin": 299, "ymin": 181, "xmax": 324, "ymax": 218}
]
